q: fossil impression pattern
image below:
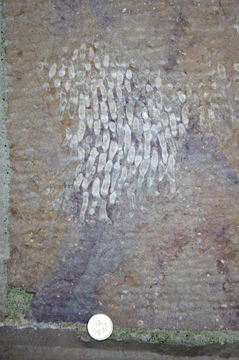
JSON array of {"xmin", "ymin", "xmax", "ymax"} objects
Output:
[{"xmin": 46, "ymin": 41, "xmax": 193, "ymax": 221}]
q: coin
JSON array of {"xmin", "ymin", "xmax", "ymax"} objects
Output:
[{"xmin": 87, "ymin": 314, "xmax": 113, "ymax": 341}]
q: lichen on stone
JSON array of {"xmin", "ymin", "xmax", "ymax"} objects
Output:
[{"xmin": 6, "ymin": 286, "xmax": 33, "ymax": 320}]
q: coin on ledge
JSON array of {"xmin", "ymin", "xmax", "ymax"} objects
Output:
[{"xmin": 87, "ymin": 314, "xmax": 113, "ymax": 341}]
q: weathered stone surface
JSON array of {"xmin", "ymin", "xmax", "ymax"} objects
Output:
[
  {"xmin": 1, "ymin": 325, "xmax": 239, "ymax": 359},
  {"xmin": 4, "ymin": 0, "xmax": 239, "ymax": 330},
  {"xmin": 0, "ymin": 0, "xmax": 9, "ymax": 319}
]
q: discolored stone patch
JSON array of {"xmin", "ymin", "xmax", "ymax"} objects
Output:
[{"xmin": 4, "ymin": 0, "xmax": 239, "ymax": 330}]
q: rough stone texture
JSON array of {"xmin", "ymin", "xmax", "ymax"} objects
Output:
[
  {"xmin": 0, "ymin": 1, "xmax": 9, "ymax": 319},
  {"xmin": 4, "ymin": 0, "xmax": 239, "ymax": 330},
  {"xmin": 0, "ymin": 325, "xmax": 239, "ymax": 360}
]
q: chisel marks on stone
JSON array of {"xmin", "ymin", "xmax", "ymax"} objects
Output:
[{"xmin": 46, "ymin": 40, "xmax": 201, "ymax": 221}]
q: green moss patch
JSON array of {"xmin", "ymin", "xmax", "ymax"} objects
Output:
[
  {"xmin": 111, "ymin": 327, "xmax": 239, "ymax": 346},
  {"xmin": 6, "ymin": 286, "xmax": 33, "ymax": 320}
]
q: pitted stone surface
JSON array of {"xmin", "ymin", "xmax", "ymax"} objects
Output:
[
  {"xmin": 4, "ymin": 0, "xmax": 239, "ymax": 329},
  {"xmin": 0, "ymin": 1, "xmax": 9, "ymax": 319}
]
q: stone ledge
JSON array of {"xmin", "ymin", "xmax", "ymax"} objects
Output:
[{"xmin": 0, "ymin": 324, "xmax": 239, "ymax": 359}]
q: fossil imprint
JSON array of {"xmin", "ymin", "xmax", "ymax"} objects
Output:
[{"xmin": 44, "ymin": 40, "xmax": 235, "ymax": 221}]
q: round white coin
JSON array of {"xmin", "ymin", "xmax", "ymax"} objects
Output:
[{"xmin": 87, "ymin": 314, "xmax": 113, "ymax": 341}]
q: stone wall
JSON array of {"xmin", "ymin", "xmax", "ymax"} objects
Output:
[{"xmin": 3, "ymin": 0, "xmax": 239, "ymax": 330}]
